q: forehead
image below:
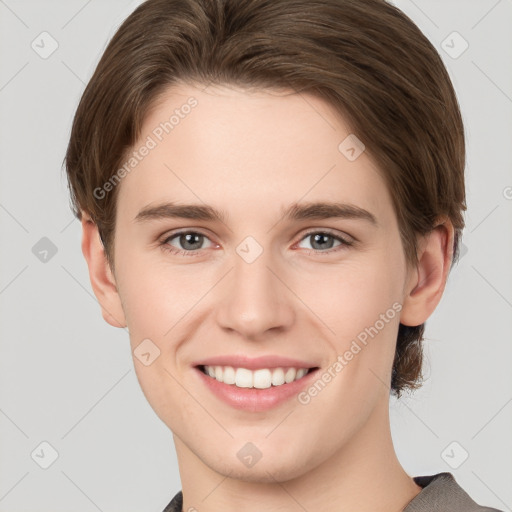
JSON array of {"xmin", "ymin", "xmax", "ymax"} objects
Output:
[{"xmin": 115, "ymin": 83, "xmax": 391, "ymax": 226}]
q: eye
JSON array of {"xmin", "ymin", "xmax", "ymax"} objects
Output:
[
  {"xmin": 160, "ymin": 230, "xmax": 215, "ymax": 256},
  {"xmin": 159, "ymin": 229, "xmax": 354, "ymax": 257},
  {"xmin": 296, "ymin": 230, "xmax": 353, "ymax": 254}
]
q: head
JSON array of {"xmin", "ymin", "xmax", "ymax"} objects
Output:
[{"xmin": 65, "ymin": 0, "xmax": 465, "ymax": 482}]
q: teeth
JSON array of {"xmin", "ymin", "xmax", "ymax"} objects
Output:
[
  {"xmin": 202, "ymin": 365, "xmax": 311, "ymax": 388},
  {"xmin": 223, "ymin": 366, "xmax": 236, "ymax": 385},
  {"xmin": 296, "ymin": 368, "xmax": 308, "ymax": 379},
  {"xmin": 253, "ymin": 369, "xmax": 272, "ymax": 389},
  {"xmin": 236, "ymin": 368, "xmax": 253, "ymax": 388}
]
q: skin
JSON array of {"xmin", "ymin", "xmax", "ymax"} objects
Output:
[{"xmin": 81, "ymin": 83, "xmax": 454, "ymax": 512}]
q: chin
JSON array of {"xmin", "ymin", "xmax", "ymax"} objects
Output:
[{"xmin": 204, "ymin": 451, "xmax": 313, "ymax": 484}]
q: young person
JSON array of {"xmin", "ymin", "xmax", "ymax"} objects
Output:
[{"xmin": 64, "ymin": 0, "xmax": 503, "ymax": 510}]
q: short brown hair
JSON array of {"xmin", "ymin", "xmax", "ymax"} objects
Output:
[{"xmin": 64, "ymin": 0, "xmax": 466, "ymax": 397}]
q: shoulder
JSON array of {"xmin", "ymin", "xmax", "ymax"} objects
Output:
[
  {"xmin": 162, "ymin": 490, "xmax": 182, "ymax": 512},
  {"xmin": 162, "ymin": 474, "xmax": 505, "ymax": 512},
  {"xmin": 404, "ymin": 472, "xmax": 504, "ymax": 512}
]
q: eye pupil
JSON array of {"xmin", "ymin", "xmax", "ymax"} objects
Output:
[
  {"xmin": 311, "ymin": 233, "xmax": 335, "ymax": 250},
  {"xmin": 165, "ymin": 230, "xmax": 347, "ymax": 256},
  {"xmin": 181, "ymin": 232, "xmax": 203, "ymax": 250}
]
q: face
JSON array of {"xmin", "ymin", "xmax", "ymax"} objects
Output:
[{"xmin": 109, "ymin": 83, "xmax": 415, "ymax": 482}]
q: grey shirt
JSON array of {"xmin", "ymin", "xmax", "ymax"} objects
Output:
[{"xmin": 162, "ymin": 472, "xmax": 504, "ymax": 511}]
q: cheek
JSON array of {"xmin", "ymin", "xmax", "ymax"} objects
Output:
[
  {"xmin": 115, "ymin": 248, "xmax": 209, "ymax": 340},
  {"xmin": 116, "ymin": 228, "xmax": 406, "ymax": 359},
  {"xmin": 298, "ymin": 255, "xmax": 403, "ymax": 343},
  {"xmin": 299, "ymin": 253, "xmax": 405, "ymax": 399}
]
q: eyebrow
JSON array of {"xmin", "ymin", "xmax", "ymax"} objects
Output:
[{"xmin": 134, "ymin": 201, "xmax": 378, "ymax": 226}]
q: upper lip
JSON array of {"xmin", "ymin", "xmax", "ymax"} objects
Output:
[{"xmin": 193, "ymin": 355, "xmax": 319, "ymax": 370}]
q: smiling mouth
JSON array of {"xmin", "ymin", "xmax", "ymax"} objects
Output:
[{"xmin": 197, "ymin": 364, "xmax": 319, "ymax": 389}]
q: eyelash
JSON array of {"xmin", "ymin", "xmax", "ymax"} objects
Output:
[{"xmin": 158, "ymin": 229, "xmax": 354, "ymax": 257}]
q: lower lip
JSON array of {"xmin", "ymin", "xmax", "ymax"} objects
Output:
[{"xmin": 194, "ymin": 367, "xmax": 320, "ymax": 412}]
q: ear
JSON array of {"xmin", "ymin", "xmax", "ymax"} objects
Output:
[
  {"xmin": 400, "ymin": 217, "xmax": 454, "ymax": 327},
  {"xmin": 80, "ymin": 212, "xmax": 127, "ymax": 328}
]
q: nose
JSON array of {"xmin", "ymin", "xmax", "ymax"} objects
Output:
[{"xmin": 215, "ymin": 244, "xmax": 295, "ymax": 340}]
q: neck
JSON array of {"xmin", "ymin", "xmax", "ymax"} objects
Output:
[{"xmin": 174, "ymin": 397, "xmax": 421, "ymax": 512}]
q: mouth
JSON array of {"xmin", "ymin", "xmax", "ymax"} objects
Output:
[
  {"xmin": 196, "ymin": 364, "xmax": 320, "ymax": 389},
  {"xmin": 192, "ymin": 355, "xmax": 321, "ymax": 411}
]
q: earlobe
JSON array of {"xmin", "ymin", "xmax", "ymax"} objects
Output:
[
  {"xmin": 399, "ymin": 217, "xmax": 454, "ymax": 327},
  {"xmin": 80, "ymin": 213, "xmax": 127, "ymax": 329}
]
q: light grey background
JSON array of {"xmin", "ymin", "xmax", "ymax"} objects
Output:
[{"xmin": 0, "ymin": 1, "xmax": 511, "ymax": 511}]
